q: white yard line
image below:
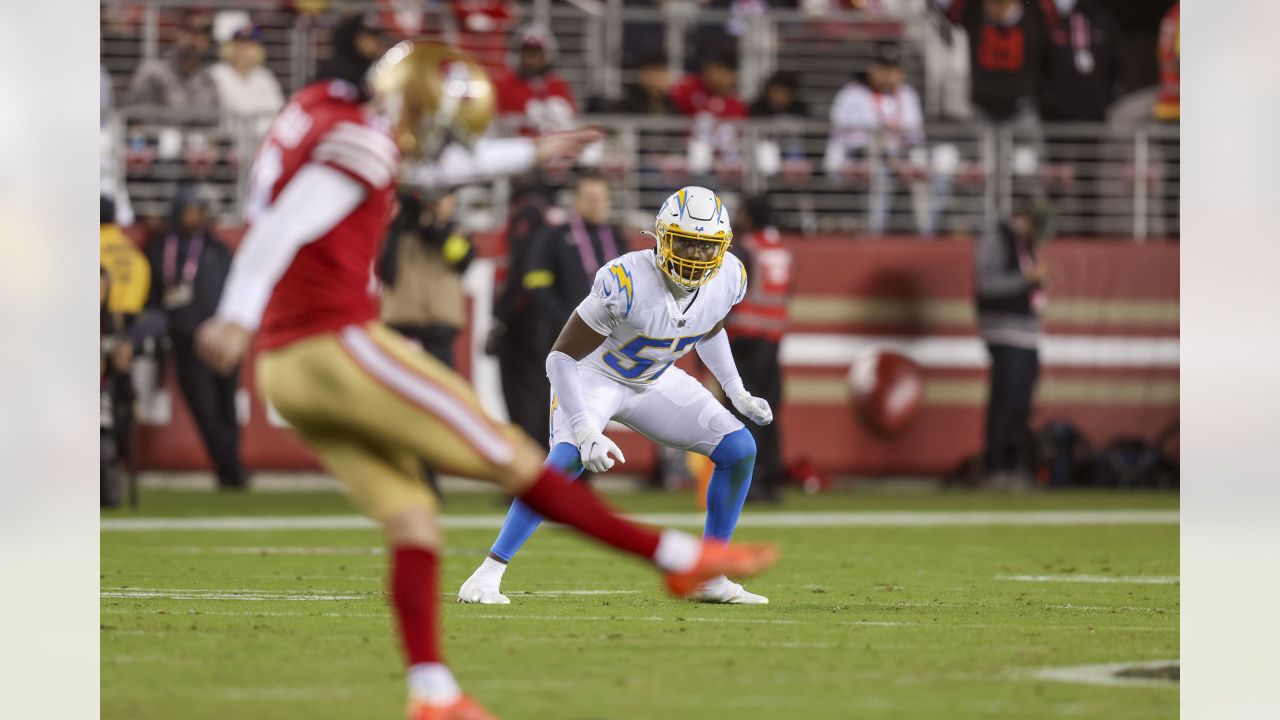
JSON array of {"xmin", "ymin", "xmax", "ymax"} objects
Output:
[
  {"xmin": 1022, "ymin": 659, "xmax": 1179, "ymax": 688},
  {"xmin": 509, "ymin": 590, "xmax": 641, "ymax": 597},
  {"xmin": 167, "ymin": 546, "xmax": 385, "ymax": 555},
  {"xmin": 996, "ymin": 574, "xmax": 1179, "ymax": 585},
  {"xmin": 101, "ymin": 588, "xmax": 372, "ymax": 601},
  {"xmin": 217, "ymin": 687, "xmax": 354, "ymax": 701},
  {"xmin": 100, "ymin": 602, "xmax": 1175, "ymax": 634},
  {"xmin": 101, "ymin": 509, "xmax": 1178, "ymax": 532}
]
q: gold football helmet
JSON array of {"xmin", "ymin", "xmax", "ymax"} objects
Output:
[
  {"xmin": 368, "ymin": 41, "xmax": 496, "ymax": 159},
  {"xmin": 653, "ymin": 186, "xmax": 733, "ymax": 288}
]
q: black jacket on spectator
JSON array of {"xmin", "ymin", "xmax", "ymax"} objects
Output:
[
  {"xmin": 135, "ymin": 222, "xmax": 246, "ymax": 489},
  {"xmin": 141, "ymin": 228, "xmax": 233, "ymax": 337},
  {"xmin": 1039, "ymin": 0, "xmax": 1125, "ymax": 121},
  {"xmin": 523, "ymin": 218, "xmax": 626, "ymax": 354},
  {"xmin": 490, "ymin": 183, "xmax": 557, "ymax": 448},
  {"xmin": 946, "ymin": 0, "xmax": 1056, "ymax": 121},
  {"xmin": 976, "ymin": 221, "xmax": 1040, "ymax": 319}
]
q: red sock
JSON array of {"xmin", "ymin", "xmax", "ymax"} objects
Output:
[
  {"xmin": 518, "ymin": 467, "xmax": 661, "ymax": 560},
  {"xmin": 390, "ymin": 546, "xmax": 442, "ymax": 666}
]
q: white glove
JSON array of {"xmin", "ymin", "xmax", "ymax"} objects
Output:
[
  {"xmin": 573, "ymin": 420, "xmax": 626, "ymax": 473},
  {"xmin": 725, "ymin": 380, "xmax": 773, "ymax": 426}
]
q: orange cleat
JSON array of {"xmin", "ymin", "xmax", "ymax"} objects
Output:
[
  {"xmin": 664, "ymin": 540, "xmax": 780, "ymax": 598},
  {"xmin": 406, "ymin": 693, "xmax": 498, "ymax": 720}
]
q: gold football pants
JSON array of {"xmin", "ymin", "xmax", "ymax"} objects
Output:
[{"xmin": 257, "ymin": 323, "xmax": 529, "ymax": 520}]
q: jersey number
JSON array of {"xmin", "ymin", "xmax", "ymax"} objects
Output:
[{"xmin": 604, "ymin": 334, "xmax": 705, "ymax": 381}]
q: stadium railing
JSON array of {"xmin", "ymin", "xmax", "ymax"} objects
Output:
[{"xmin": 106, "ymin": 107, "xmax": 1180, "ymax": 240}]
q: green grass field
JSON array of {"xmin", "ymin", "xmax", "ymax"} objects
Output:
[{"xmin": 102, "ymin": 488, "xmax": 1179, "ymax": 719}]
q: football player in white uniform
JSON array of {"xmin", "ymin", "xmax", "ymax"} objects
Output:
[{"xmin": 460, "ymin": 186, "xmax": 775, "ymax": 605}]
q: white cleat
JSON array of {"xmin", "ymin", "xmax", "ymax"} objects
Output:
[
  {"xmin": 457, "ymin": 573, "xmax": 511, "ymax": 605},
  {"xmin": 691, "ymin": 575, "xmax": 769, "ymax": 605}
]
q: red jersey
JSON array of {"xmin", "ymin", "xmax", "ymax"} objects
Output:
[
  {"xmin": 244, "ymin": 81, "xmax": 399, "ymax": 350},
  {"xmin": 669, "ymin": 75, "xmax": 748, "ymax": 119},
  {"xmin": 727, "ymin": 229, "xmax": 792, "ymax": 343},
  {"xmin": 493, "ymin": 69, "xmax": 578, "ymax": 133}
]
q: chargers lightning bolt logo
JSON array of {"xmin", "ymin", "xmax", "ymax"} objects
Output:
[{"xmin": 609, "ymin": 264, "xmax": 635, "ymax": 318}]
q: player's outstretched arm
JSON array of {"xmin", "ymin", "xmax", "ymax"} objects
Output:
[
  {"xmin": 696, "ymin": 319, "xmax": 774, "ymax": 426},
  {"xmin": 407, "ymin": 128, "xmax": 604, "ymax": 189},
  {"xmin": 546, "ymin": 312, "xmax": 622, "ymax": 473},
  {"xmin": 196, "ymin": 164, "xmax": 366, "ymax": 374}
]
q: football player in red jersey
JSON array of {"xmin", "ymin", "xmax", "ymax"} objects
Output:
[{"xmin": 195, "ymin": 17, "xmax": 777, "ymax": 720}]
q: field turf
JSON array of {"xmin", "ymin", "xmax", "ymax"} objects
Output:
[{"xmin": 102, "ymin": 488, "xmax": 1178, "ymax": 719}]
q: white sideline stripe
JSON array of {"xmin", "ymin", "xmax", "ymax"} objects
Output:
[
  {"xmin": 100, "ymin": 605, "xmax": 1174, "ymax": 633},
  {"xmin": 1023, "ymin": 659, "xmax": 1179, "ymax": 688},
  {"xmin": 340, "ymin": 326, "xmax": 513, "ymax": 464},
  {"xmin": 782, "ymin": 334, "xmax": 1180, "ymax": 369},
  {"xmin": 100, "ymin": 509, "xmax": 1178, "ymax": 532},
  {"xmin": 996, "ymin": 574, "xmax": 1179, "ymax": 585},
  {"xmin": 102, "ymin": 590, "xmax": 369, "ymax": 601},
  {"xmin": 510, "ymin": 590, "xmax": 641, "ymax": 597},
  {"xmin": 218, "ymin": 687, "xmax": 354, "ymax": 701},
  {"xmin": 168, "ymin": 546, "xmax": 385, "ymax": 556}
]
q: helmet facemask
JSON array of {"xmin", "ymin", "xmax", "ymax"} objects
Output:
[{"xmin": 654, "ymin": 222, "xmax": 731, "ymax": 289}]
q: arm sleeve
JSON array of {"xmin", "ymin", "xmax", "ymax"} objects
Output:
[
  {"xmin": 215, "ymin": 164, "xmax": 366, "ymax": 331},
  {"xmin": 408, "ymin": 138, "xmax": 538, "ymax": 190},
  {"xmin": 546, "ymin": 350, "xmax": 591, "ymax": 430},
  {"xmin": 695, "ymin": 328, "xmax": 744, "ymax": 397},
  {"xmin": 974, "ymin": 226, "xmax": 1030, "ymax": 299},
  {"xmin": 573, "ymin": 262, "xmax": 630, "ymax": 337}
]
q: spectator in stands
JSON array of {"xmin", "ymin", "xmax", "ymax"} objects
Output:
[
  {"xmin": 669, "ymin": 47, "xmax": 747, "ymax": 120},
  {"xmin": 124, "ymin": 15, "xmax": 219, "ymax": 112},
  {"xmin": 589, "ymin": 50, "xmax": 680, "ymax": 116},
  {"xmin": 671, "ymin": 47, "xmax": 748, "ymax": 176},
  {"xmin": 826, "ymin": 42, "xmax": 950, "ymax": 235},
  {"xmin": 208, "ymin": 25, "xmax": 284, "ymax": 133},
  {"xmin": 974, "ymin": 196, "xmax": 1055, "ymax": 491},
  {"xmin": 937, "ymin": 0, "xmax": 1054, "ymax": 123},
  {"xmin": 1154, "ymin": 0, "xmax": 1178, "ymax": 123},
  {"xmin": 380, "ymin": 189, "xmax": 474, "ymax": 368},
  {"xmin": 1039, "ymin": 0, "xmax": 1124, "ymax": 122},
  {"xmin": 1038, "ymin": 0, "xmax": 1124, "ymax": 235},
  {"xmin": 726, "ymin": 194, "xmax": 792, "ymax": 505},
  {"xmin": 1152, "ymin": 0, "xmax": 1179, "ymax": 236},
  {"xmin": 132, "ymin": 190, "xmax": 247, "ymax": 490},
  {"xmin": 749, "ymin": 71, "xmax": 809, "ymax": 119},
  {"xmin": 495, "ymin": 25, "xmax": 578, "ymax": 134},
  {"xmin": 314, "ymin": 13, "xmax": 389, "ymax": 90}
]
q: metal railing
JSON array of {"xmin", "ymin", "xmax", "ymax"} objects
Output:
[{"xmin": 108, "ymin": 107, "xmax": 1179, "ymax": 239}]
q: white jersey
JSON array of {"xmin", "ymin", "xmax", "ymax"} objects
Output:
[{"xmin": 574, "ymin": 249, "xmax": 748, "ymax": 388}]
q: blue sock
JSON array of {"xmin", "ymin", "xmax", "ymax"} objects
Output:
[
  {"xmin": 704, "ymin": 428, "xmax": 757, "ymax": 541},
  {"xmin": 489, "ymin": 443, "xmax": 584, "ymax": 562}
]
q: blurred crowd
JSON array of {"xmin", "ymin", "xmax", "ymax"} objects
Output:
[{"xmin": 100, "ymin": 0, "xmax": 1180, "ymax": 236}]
